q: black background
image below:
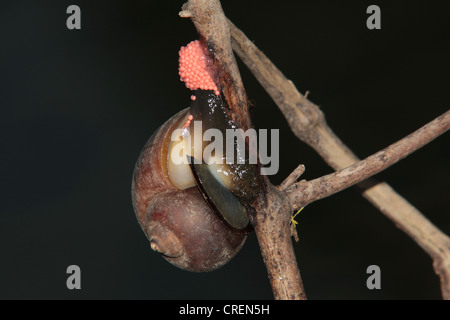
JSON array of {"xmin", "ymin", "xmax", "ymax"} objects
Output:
[{"xmin": 1, "ymin": 0, "xmax": 449, "ymax": 299}]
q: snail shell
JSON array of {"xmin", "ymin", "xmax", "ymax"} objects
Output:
[{"xmin": 131, "ymin": 108, "xmax": 247, "ymax": 272}]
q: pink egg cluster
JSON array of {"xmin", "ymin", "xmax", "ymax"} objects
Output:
[{"xmin": 178, "ymin": 40, "xmax": 220, "ymax": 95}]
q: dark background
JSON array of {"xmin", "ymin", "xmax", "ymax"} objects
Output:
[{"xmin": 1, "ymin": 0, "xmax": 449, "ymax": 299}]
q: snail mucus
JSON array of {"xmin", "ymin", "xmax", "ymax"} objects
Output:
[{"xmin": 131, "ymin": 40, "xmax": 262, "ymax": 272}]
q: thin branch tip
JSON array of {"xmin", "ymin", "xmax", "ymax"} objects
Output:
[
  {"xmin": 279, "ymin": 164, "xmax": 306, "ymax": 191},
  {"xmin": 179, "ymin": 10, "xmax": 192, "ymax": 18}
]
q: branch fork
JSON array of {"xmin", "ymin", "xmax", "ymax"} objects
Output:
[{"xmin": 180, "ymin": 0, "xmax": 450, "ymax": 300}]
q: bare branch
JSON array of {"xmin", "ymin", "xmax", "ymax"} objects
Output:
[
  {"xmin": 228, "ymin": 20, "xmax": 450, "ymax": 299},
  {"xmin": 289, "ymin": 110, "xmax": 450, "ymax": 206}
]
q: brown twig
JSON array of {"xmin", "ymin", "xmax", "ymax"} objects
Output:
[
  {"xmin": 279, "ymin": 164, "xmax": 305, "ymax": 192},
  {"xmin": 289, "ymin": 110, "xmax": 450, "ymax": 206},
  {"xmin": 228, "ymin": 20, "xmax": 450, "ymax": 299},
  {"xmin": 179, "ymin": 0, "xmax": 450, "ymax": 299}
]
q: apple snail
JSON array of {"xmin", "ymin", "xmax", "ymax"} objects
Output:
[{"xmin": 131, "ymin": 40, "xmax": 260, "ymax": 272}]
